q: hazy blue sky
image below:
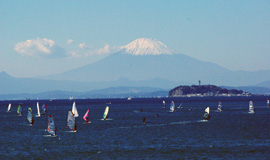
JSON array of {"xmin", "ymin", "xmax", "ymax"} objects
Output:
[{"xmin": 1, "ymin": 0, "xmax": 270, "ymax": 77}]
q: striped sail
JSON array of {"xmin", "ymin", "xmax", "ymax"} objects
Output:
[
  {"xmin": 249, "ymin": 101, "xmax": 254, "ymax": 113},
  {"xmin": 67, "ymin": 111, "xmax": 76, "ymax": 131},
  {"xmin": 41, "ymin": 104, "xmax": 47, "ymax": 116},
  {"xmin": 48, "ymin": 115, "xmax": 56, "ymax": 136},
  {"xmin": 83, "ymin": 109, "xmax": 90, "ymax": 123},
  {"xmin": 103, "ymin": 106, "xmax": 109, "ymax": 120},
  {"xmin": 27, "ymin": 107, "xmax": 34, "ymax": 125},
  {"xmin": 72, "ymin": 101, "xmax": 79, "ymax": 117}
]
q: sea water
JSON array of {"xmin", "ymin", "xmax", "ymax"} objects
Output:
[{"xmin": 0, "ymin": 96, "xmax": 270, "ymax": 159}]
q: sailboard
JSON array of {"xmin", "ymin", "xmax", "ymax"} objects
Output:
[
  {"xmin": 48, "ymin": 115, "xmax": 57, "ymax": 137},
  {"xmin": 83, "ymin": 109, "xmax": 91, "ymax": 123},
  {"xmin": 249, "ymin": 101, "xmax": 254, "ymax": 113},
  {"xmin": 17, "ymin": 104, "xmax": 22, "ymax": 116},
  {"xmin": 163, "ymin": 100, "xmax": 166, "ymax": 108},
  {"xmin": 103, "ymin": 106, "xmax": 109, "ymax": 120},
  {"xmin": 203, "ymin": 107, "xmax": 210, "ymax": 120},
  {"xmin": 7, "ymin": 103, "xmax": 11, "ymax": 112},
  {"xmin": 27, "ymin": 107, "xmax": 34, "ymax": 126},
  {"xmin": 170, "ymin": 101, "xmax": 175, "ymax": 112},
  {"xmin": 217, "ymin": 101, "xmax": 222, "ymax": 112},
  {"xmin": 36, "ymin": 102, "xmax": 41, "ymax": 117},
  {"xmin": 67, "ymin": 111, "xmax": 77, "ymax": 132},
  {"xmin": 267, "ymin": 99, "xmax": 270, "ymax": 107},
  {"xmin": 41, "ymin": 104, "xmax": 47, "ymax": 116},
  {"xmin": 72, "ymin": 101, "xmax": 79, "ymax": 117}
]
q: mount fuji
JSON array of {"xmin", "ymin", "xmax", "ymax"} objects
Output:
[{"xmin": 42, "ymin": 38, "xmax": 270, "ymax": 88}]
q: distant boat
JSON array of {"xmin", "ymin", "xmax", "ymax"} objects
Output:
[
  {"xmin": 267, "ymin": 99, "xmax": 270, "ymax": 107},
  {"xmin": 72, "ymin": 101, "xmax": 79, "ymax": 117},
  {"xmin": 48, "ymin": 115, "xmax": 57, "ymax": 137},
  {"xmin": 17, "ymin": 104, "xmax": 22, "ymax": 116},
  {"xmin": 7, "ymin": 103, "xmax": 11, "ymax": 112},
  {"xmin": 217, "ymin": 101, "xmax": 222, "ymax": 112},
  {"xmin": 204, "ymin": 107, "xmax": 210, "ymax": 120},
  {"xmin": 27, "ymin": 107, "xmax": 34, "ymax": 126},
  {"xmin": 170, "ymin": 101, "xmax": 175, "ymax": 112},
  {"xmin": 67, "ymin": 111, "xmax": 77, "ymax": 132},
  {"xmin": 249, "ymin": 101, "xmax": 254, "ymax": 113},
  {"xmin": 83, "ymin": 109, "xmax": 91, "ymax": 123},
  {"xmin": 103, "ymin": 106, "xmax": 109, "ymax": 120},
  {"xmin": 163, "ymin": 100, "xmax": 166, "ymax": 108},
  {"xmin": 127, "ymin": 97, "xmax": 132, "ymax": 100},
  {"xmin": 36, "ymin": 102, "xmax": 41, "ymax": 117},
  {"xmin": 40, "ymin": 104, "xmax": 47, "ymax": 116},
  {"xmin": 177, "ymin": 103, "xmax": 182, "ymax": 109}
]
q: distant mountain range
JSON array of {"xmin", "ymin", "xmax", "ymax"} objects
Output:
[{"xmin": 1, "ymin": 38, "xmax": 270, "ymax": 99}]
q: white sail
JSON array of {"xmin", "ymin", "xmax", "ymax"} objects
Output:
[
  {"xmin": 72, "ymin": 101, "xmax": 79, "ymax": 117},
  {"xmin": 249, "ymin": 101, "xmax": 254, "ymax": 113},
  {"xmin": 36, "ymin": 102, "xmax": 40, "ymax": 117},
  {"xmin": 170, "ymin": 101, "xmax": 175, "ymax": 112},
  {"xmin": 7, "ymin": 103, "xmax": 11, "ymax": 112},
  {"xmin": 205, "ymin": 107, "xmax": 210, "ymax": 114},
  {"xmin": 103, "ymin": 106, "xmax": 109, "ymax": 120},
  {"xmin": 267, "ymin": 99, "xmax": 270, "ymax": 107}
]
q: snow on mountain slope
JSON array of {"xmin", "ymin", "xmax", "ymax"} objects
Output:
[{"xmin": 121, "ymin": 38, "xmax": 175, "ymax": 55}]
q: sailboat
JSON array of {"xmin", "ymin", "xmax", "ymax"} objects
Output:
[
  {"xmin": 17, "ymin": 104, "xmax": 22, "ymax": 116},
  {"xmin": 72, "ymin": 101, "xmax": 79, "ymax": 117},
  {"xmin": 83, "ymin": 109, "xmax": 91, "ymax": 123},
  {"xmin": 267, "ymin": 99, "xmax": 270, "ymax": 107},
  {"xmin": 6, "ymin": 103, "xmax": 11, "ymax": 112},
  {"xmin": 48, "ymin": 115, "xmax": 57, "ymax": 137},
  {"xmin": 170, "ymin": 101, "xmax": 175, "ymax": 112},
  {"xmin": 163, "ymin": 100, "xmax": 166, "ymax": 108},
  {"xmin": 103, "ymin": 106, "xmax": 109, "ymax": 120},
  {"xmin": 67, "ymin": 111, "xmax": 77, "ymax": 132},
  {"xmin": 40, "ymin": 104, "xmax": 47, "ymax": 116},
  {"xmin": 204, "ymin": 107, "xmax": 210, "ymax": 120},
  {"xmin": 27, "ymin": 107, "xmax": 34, "ymax": 126},
  {"xmin": 249, "ymin": 101, "xmax": 254, "ymax": 113},
  {"xmin": 217, "ymin": 101, "xmax": 222, "ymax": 112},
  {"xmin": 36, "ymin": 102, "xmax": 41, "ymax": 117}
]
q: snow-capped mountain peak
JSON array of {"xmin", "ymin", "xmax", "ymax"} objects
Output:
[{"xmin": 121, "ymin": 38, "xmax": 175, "ymax": 55}]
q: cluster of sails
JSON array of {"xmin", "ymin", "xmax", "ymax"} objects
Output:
[{"xmin": 6, "ymin": 101, "xmax": 110, "ymax": 137}]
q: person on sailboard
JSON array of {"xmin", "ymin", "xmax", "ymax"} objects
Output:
[
  {"xmin": 104, "ymin": 115, "xmax": 108, "ymax": 120},
  {"xmin": 143, "ymin": 117, "xmax": 146, "ymax": 124}
]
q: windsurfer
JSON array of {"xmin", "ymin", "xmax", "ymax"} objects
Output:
[{"xmin": 143, "ymin": 117, "xmax": 146, "ymax": 124}]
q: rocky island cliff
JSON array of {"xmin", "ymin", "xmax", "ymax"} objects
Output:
[{"xmin": 168, "ymin": 85, "xmax": 249, "ymax": 97}]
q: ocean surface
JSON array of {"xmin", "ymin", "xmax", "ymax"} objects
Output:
[{"xmin": 0, "ymin": 96, "xmax": 270, "ymax": 159}]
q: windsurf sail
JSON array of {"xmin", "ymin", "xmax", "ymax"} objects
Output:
[
  {"xmin": 36, "ymin": 102, "xmax": 40, "ymax": 117},
  {"xmin": 267, "ymin": 99, "xmax": 270, "ymax": 107},
  {"xmin": 17, "ymin": 104, "xmax": 22, "ymax": 116},
  {"xmin": 7, "ymin": 103, "xmax": 11, "ymax": 112},
  {"xmin": 67, "ymin": 111, "xmax": 76, "ymax": 131},
  {"xmin": 48, "ymin": 115, "xmax": 56, "ymax": 136},
  {"xmin": 41, "ymin": 104, "xmax": 47, "ymax": 116},
  {"xmin": 217, "ymin": 101, "xmax": 222, "ymax": 112},
  {"xmin": 103, "ymin": 106, "xmax": 109, "ymax": 120},
  {"xmin": 204, "ymin": 107, "xmax": 210, "ymax": 120},
  {"xmin": 72, "ymin": 101, "xmax": 79, "ymax": 117},
  {"xmin": 27, "ymin": 107, "xmax": 34, "ymax": 126},
  {"xmin": 249, "ymin": 101, "xmax": 254, "ymax": 113},
  {"xmin": 163, "ymin": 100, "xmax": 166, "ymax": 108},
  {"xmin": 83, "ymin": 109, "xmax": 90, "ymax": 123},
  {"xmin": 170, "ymin": 101, "xmax": 175, "ymax": 112}
]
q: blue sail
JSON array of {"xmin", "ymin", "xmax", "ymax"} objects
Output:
[
  {"xmin": 67, "ymin": 111, "xmax": 76, "ymax": 131},
  {"xmin": 41, "ymin": 104, "xmax": 47, "ymax": 116},
  {"xmin": 48, "ymin": 115, "xmax": 56, "ymax": 136},
  {"xmin": 27, "ymin": 107, "xmax": 34, "ymax": 125}
]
